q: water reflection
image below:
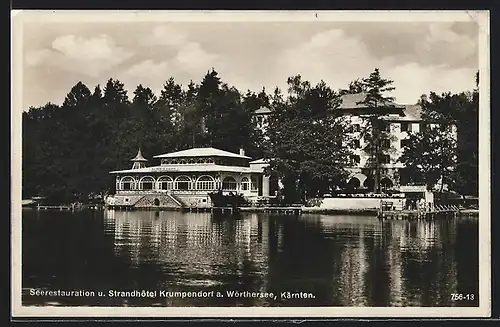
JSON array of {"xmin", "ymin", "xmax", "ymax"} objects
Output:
[{"xmin": 21, "ymin": 209, "xmax": 478, "ymax": 307}]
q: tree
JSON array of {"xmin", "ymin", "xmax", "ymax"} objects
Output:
[
  {"xmin": 62, "ymin": 81, "xmax": 92, "ymax": 108},
  {"xmin": 399, "ymin": 124, "xmax": 457, "ymax": 192},
  {"xmin": 242, "ymin": 87, "xmax": 270, "ymax": 158},
  {"xmin": 356, "ymin": 68, "xmax": 397, "ymax": 193},
  {"xmin": 403, "ymin": 79, "xmax": 478, "ymax": 196},
  {"xmin": 266, "ymin": 75, "xmax": 351, "ymax": 203},
  {"xmin": 339, "ymin": 78, "xmax": 366, "ymax": 95},
  {"xmin": 177, "ymin": 80, "xmax": 202, "ymax": 149}
]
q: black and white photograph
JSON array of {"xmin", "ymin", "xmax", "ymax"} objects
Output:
[{"xmin": 11, "ymin": 10, "xmax": 490, "ymax": 318}]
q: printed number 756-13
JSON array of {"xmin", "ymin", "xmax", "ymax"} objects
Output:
[{"xmin": 451, "ymin": 293, "xmax": 475, "ymax": 301}]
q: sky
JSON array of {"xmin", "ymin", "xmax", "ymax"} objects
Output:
[{"xmin": 20, "ymin": 13, "xmax": 480, "ymax": 110}]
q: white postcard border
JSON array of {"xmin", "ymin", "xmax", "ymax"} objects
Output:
[{"xmin": 11, "ymin": 10, "xmax": 491, "ymax": 318}]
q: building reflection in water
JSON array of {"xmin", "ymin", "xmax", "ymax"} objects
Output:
[{"xmin": 102, "ymin": 210, "xmax": 477, "ymax": 307}]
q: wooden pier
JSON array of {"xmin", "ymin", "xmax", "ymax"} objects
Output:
[
  {"xmin": 239, "ymin": 205, "xmax": 303, "ymax": 215},
  {"xmin": 377, "ymin": 202, "xmax": 461, "ymax": 220},
  {"xmin": 37, "ymin": 205, "xmax": 74, "ymax": 211},
  {"xmin": 35, "ymin": 204, "xmax": 104, "ymax": 211},
  {"xmin": 105, "ymin": 205, "xmax": 303, "ymax": 215}
]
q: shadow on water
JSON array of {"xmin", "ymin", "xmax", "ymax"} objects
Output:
[{"xmin": 21, "ymin": 209, "xmax": 479, "ymax": 307}]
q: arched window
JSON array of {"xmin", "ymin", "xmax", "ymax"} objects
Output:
[
  {"xmin": 120, "ymin": 176, "xmax": 135, "ymax": 190},
  {"xmin": 196, "ymin": 175, "xmax": 215, "ymax": 190},
  {"xmin": 347, "ymin": 177, "xmax": 361, "ymax": 190},
  {"xmin": 240, "ymin": 177, "xmax": 250, "ymax": 191},
  {"xmin": 222, "ymin": 176, "xmax": 237, "ymax": 191},
  {"xmin": 139, "ymin": 176, "xmax": 155, "ymax": 190},
  {"xmin": 175, "ymin": 176, "xmax": 191, "ymax": 190},
  {"xmin": 380, "ymin": 177, "xmax": 394, "ymax": 189},
  {"xmin": 158, "ymin": 176, "xmax": 173, "ymax": 190}
]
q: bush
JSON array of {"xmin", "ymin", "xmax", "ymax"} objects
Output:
[{"xmin": 208, "ymin": 191, "xmax": 248, "ymax": 208}]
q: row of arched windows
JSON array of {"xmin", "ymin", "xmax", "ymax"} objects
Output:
[{"xmin": 118, "ymin": 175, "xmax": 252, "ymax": 191}]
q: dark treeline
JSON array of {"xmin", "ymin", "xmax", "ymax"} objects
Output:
[
  {"xmin": 23, "ymin": 69, "xmax": 268, "ymax": 203},
  {"xmin": 22, "ymin": 68, "xmax": 479, "ymax": 203}
]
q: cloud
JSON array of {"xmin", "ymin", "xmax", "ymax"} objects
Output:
[
  {"xmin": 142, "ymin": 25, "xmax": 189, "ymax": 46},
  {"xmin": 22, "ymin": 22, "xmax": 479, "ymax": 109},
  {"xmin": 118, "ymin": 24, "xmax": 222, "ymax": 94},
  {"xmin": 277, "ymin": 29, "xmax": 393, "ymax": 90},
  {"xmin": 340, "ymin": 22, "xmax": 478, "ymax": 69},
  {"xmin": 175, "ymin": 42, "xmax": 221, "ymax": 74},
  {"xmin": 387, "ymin": 63, "xmax": 476, "ymax": 103},
  {"xmin": 142, "ymin": 24, "xmax": 222, "ymax": 74},
  {"xmin": 274, "ymin": 28, "xmax": 476, "ymax": 104},
  {"xmin": 25, "ymin": 49, "xmax": 52, "ymax": 66},
  {"xmin": 418, "ymin": 22, "xmax": 477, "ymax": 68},
  {"xmin": 25, "ymin": 34, "xmax": 133, "ymax": 77}
]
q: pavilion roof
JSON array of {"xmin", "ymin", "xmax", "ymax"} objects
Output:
[
  {"xmin": 110, "ymin": 164, "xmax": 263, "ymax": 174},
  {"xmin": 249, "ymin": 158, "xmax": 269, "ymax": 164},
  {"xmin": 254, "ymin": 106, "xmax": 273, "ymax": 115},
  {"xmin": 153, "ymin": 147, "xmax": 252, "ymax": 159}
]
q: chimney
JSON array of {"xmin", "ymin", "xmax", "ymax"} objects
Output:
[{"xmin": 239, "ymin": 148, "xmax": 245, "ymax": 156}]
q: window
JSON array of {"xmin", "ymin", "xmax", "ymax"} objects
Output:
[
  {"xmin": 379, "ymin": 154, "xmax": 390, "ymax": 164},
  {"xmin": 401, "ymin": 122, "xmax": 411, "ymax": 132},
  {"xmin": 419, "ymin": 123, "xmax": 427, "ymax": 131},
  {"xmin": 241, "ymin": 177, "xmax": 250, "ymax": 191},
  {"xmin": 222, "ymin": 176, "xmax": 237, "ymax": 190},
  {"xmin": 400, "ymin": 139, "xmax": 411, "ymax": 148},
  {"xmin": 196, "ymin": 176, "xmax": 215, "ymax": 190},
  {"xmin": 142, "ymin": 182, "xmax": 153, "ymax": 190},
  {"xmin": 351, "ymin": 155, "xmax": 361, "ymax": 165},
  {"xmin": 175, "ymin": 176, "xmax": 191, "ymax": 190},
  {"xmin": 120, "ymin": 177, "xmax": 135, "ymax": 190},
  {"xmin": 351, "ymin": 139, "xmax": 360, "ymax": 149},
  {"xmin": 158, "ymin": 176, "xmax": 173, "ymax": 190},
  {"xmin": 381, "ymin": 139, "xmax": 391, "ymax": 149},
  {"xmin": 251, "ymin": 176, "xmax": 258, "ymax": 191},
  {"xmin": 140, "ymin": 177, "xmax": 155, "ymax": 190}
]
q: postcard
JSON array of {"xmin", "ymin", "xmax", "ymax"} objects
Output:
[{"xmin": 11, "ymin": 9, "xmax": 491, "ymax": 319}]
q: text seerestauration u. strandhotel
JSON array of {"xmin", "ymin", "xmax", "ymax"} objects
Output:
[{"xmin": 29, "ymin": 289, "xmax": 315, "ymax": 299}]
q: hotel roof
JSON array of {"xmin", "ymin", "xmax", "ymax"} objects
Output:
[
  {"xmin": 153, "ymin": 147, "xmax": 252, "ymax": 159},
  {"xmin": 380, "ymin": 104, "xmax": 423, "ymax": 122},
  {"xmin": 339, "ymin": 93, "xmax": 405, "ymax": 110},
  {"xmin": 110, "ymin": 164, "xmax": 263, "ymax": 174}
]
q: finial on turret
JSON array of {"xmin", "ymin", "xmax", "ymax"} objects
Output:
[{"xmin": 131, "ymin": 148, "xmax": 147, "ymax": 169}]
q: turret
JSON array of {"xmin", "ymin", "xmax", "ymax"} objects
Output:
[{"xmin": 131, "ymin": 148, "xmax": 147, "ymax": 169}]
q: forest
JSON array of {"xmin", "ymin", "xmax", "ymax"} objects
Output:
[{"xmin": 21, "ymin": 68, "xmax": 479, "ymax": 204}]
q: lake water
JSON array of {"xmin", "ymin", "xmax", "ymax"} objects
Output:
[{"xmin": 21, "ymin": 209, "xmax": 479, "ymax": 307}]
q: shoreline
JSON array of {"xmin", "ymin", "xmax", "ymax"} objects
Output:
[{"xmin": 22, "ymin": 205, "xmax": 480, "ymax": 218}]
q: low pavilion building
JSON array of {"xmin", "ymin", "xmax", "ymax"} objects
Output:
[{"xmin": 105, "ymin": 147, "xmax": 275, "ymax": 209}]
